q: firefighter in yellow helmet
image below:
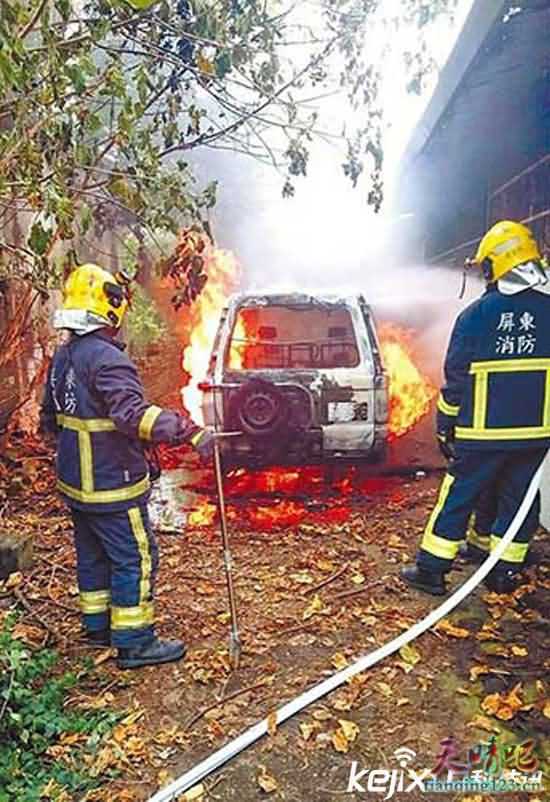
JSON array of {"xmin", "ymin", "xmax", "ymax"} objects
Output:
[
  {"xmin": 41, "ymin": 265, "xmax": 214, "ymax": 668},
  {"xmin": 402, "ymin": 221, "xmax": 549, "ymax": 595}
]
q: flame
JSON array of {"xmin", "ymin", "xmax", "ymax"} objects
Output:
[
  {"xmin": 228, "ymin": 314, "xmax": 246, "ymax": 370},
  {"xmin": 181, "ymin": 247, "xmax": 241, "ymax": 423},
  {"xmin": 182, "ymin": 465, "xmax": 405, "ymax": 530},
  {"xmin": 379, "ymin": 322, "xmax": 436, "ymax": 439},
  {"xmin": 188, "ymin": 500, "xmax": 217, "ymax": 527}
]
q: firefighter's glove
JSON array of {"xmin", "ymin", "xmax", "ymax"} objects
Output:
[
  {"xmin": 190, "ymin": 428, "xmax": 215, "ymax": 464},
  {"xmin": 436, "ymin": 428, "xmax": 456, "ymax": 462}
]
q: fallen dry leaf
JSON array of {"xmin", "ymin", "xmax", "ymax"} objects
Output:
[
  {"xmin": 299, "ymin": 722, "xmax": 316, "ymax": 741},
  {"xmin": 436, "ymin": 619, "xmax": 470, "ymax": 639},
  {"xmin": 93, "ymin": 648, "xmax": 116, "ymax": 667},
  {"xmin": 290, "ymin": 571, "xmax": 315, "ymax": 585},
  {"xmin": 332, "ymin": 728, "xmax": 350, "ymax": 753},
  {"xmin": 339, "ymin": 719, "xmax": 359, "ymax": 742},
  {"xmin": 303, "ymin": 594, "xmax": 325, "ymax": 620},
  {"xmin": 510, "ymin": 644, "xmax": 528, "ymax": 657},
  {"xmin": 257, "ymin": 769, "xmax": 278, "ymax": 794},
  {"xmin": 179, "ymin": 784, "xmax": 205, "ymax": 801},
  {"xmin": 157, "ymin": 769, "xmax": 175, "ymax": 788},
  {"xmin": 476, "ymin": 623, "xmax": 502, "ymax": 642},
  {"xmin": 469, "ymin": 664, "xmax": 492, "ymax": 681},
  {"xmin": 207, "ymin": 719, "xmax": 224, "ymax": 738},
  {"xmin": 417, "ymin": 676, "xmax": 432, "ymax": 692},
  {"xmin": 331, "ymin": 652, "xmax": 349, "ymax": 671},
  {"xmin": 466, "ymin": 714, "xmax": 499, "ymax": 733},
  {"xmin": 375, "ymin": 682, "xmax": 393, "ymax": 698},
  {"xmin": 267, "ymin": 711, "xmax": 278, "ymax": 737},
  {"xmin": 543, "ymin": 700, "xmax": 550, "ymax": 719},
  {"xmin": 5, "ymin": 571, "xmax": 23, "ymax": 589},
  {"xmin": 399, "ymin": 643, "xmax": 421, "ymax": 666},
  {"xmin": 351, "ymin": 573, "xmax": 365, "ymax": 585},
  {"xmin": 481, "ymin": 683, "xmax": 524, "ymax": 721},
  {"xmin": 196, "ymin": 582, "xmax": 216, "ymax": 596},
  {"xmin": 312, "ymin": 707, "xmax": 332, "ymax": 721},
  {"xmin": 332, "ymin": 693, "xmax": 353, "ymax": 712},
  {"xmin": 316, "ymin": 559, "xmax": 336, "ymax": 572}
]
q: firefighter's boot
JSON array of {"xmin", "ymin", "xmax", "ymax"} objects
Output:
[
  {"xmin": 85, "ymin": 629, "xmax": 111, "ymax": 647},
  {"xmin": 117, "ymin": 637, "xmax": 186, "ymax": 669},
  {"xmin": 400, "ymin": 565, "xmax": 446, "ymax": 596},
  {"xmin": 484, "ymin": 569, "xmax": 519, "ymax": 595}
]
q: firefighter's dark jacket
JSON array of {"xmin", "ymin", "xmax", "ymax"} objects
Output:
[
  {"xmin": 436, "ymin": 286, "xmax": 550, "ymax": 450},
  {"xmin": 40, "ymin": 332, "xmax": 199, "ymax": 511}
]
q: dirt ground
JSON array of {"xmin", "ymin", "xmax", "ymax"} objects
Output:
[{"xmin": 0, "ymin": 430, "xmax": 549, "ymax": 802}]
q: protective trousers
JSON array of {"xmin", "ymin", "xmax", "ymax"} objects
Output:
[
  {"xmin": 71, "ymin": 504, "xmax": 159, "ymax": 648},
  {"xmin": 418, "ymin": 447, "xmax": 547, "ymax": 574},
  {"xmin": 468, "ymin": 484, "xmax": 541, "ymax": 554}
]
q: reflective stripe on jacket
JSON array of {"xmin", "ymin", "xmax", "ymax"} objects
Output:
[
  {"xmin": 436, "ymin": 287, "xmax": 550, "ymax": 450},
  {"xmin": 40, "ymin": 332, "xmax": 199, "ymax": 510}
]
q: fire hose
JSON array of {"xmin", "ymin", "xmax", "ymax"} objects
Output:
[{"xmin": 146, "ymin": 462, "xmax": 544, "ymax": 802}]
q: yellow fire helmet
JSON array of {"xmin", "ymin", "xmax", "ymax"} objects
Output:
[
  {"xmin": 55, "ymin": 264, "xmax": 129, "ymax": 334},
  {"xmin": 475, "ymin": 220, "xmax": 541, "ymax": 282}
]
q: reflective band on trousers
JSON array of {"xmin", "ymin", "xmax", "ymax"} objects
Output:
[
  {"xmin": 420, "ymin": 473, "xmax": 460, "ymax": 559},
  {"xmin": 138, "ymin": 405, "xmax": 163, "ymax": 441},
  {"xmin": 80, "ymin": 589, "xmax": 111, "ymax": 614},
  {"xmin": 467, "ymin": 528, "xmax": 490, "ymax": 550},
  {"xmin": 111, "ymin": 602, "xmax": 154, "ymax": 630},
  {"xmin": 57, "ymin": 475, "xmax": 150, "ymax": 504},
  {"xmin": 490, "ymin": 535, "xmax": 529, "ymax": 564},
  {"xmin": 128, "ymin": 507, "xmax": 153, "ymax": 605},
  {"xmin": 421, "ymin": 531, "xmax": 462, "ymax": 560},
  {"xmin": 437, "ymin": 394, "xmax": 460, "ymax": 416}
]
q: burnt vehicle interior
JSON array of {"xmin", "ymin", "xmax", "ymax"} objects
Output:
[
  {"xmin": 228, "ymin": 304, "xmax": 360, "ymax": 371},
  {"xmin": 205, "ymin": 297, "xmax": 386, "ymax": 467}
]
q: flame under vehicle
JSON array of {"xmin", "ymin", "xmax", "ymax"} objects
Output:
[{"xmin": 200, "ymin": 292, "xmax": 389, "ymax": 465}]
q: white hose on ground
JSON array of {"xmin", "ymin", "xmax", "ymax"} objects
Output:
[{"xmin": 147, "ymin": 463, "xmax": 544, "ymax": 802}]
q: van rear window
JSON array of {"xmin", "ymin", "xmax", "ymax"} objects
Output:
[{"xmin": 228, "ymin": 305, "xmax": 360, "ymax": 370}]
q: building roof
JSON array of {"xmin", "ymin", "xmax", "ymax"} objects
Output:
[{"xmin": 397, "ymin": 0, "xmax": 550, "ymax": 263}]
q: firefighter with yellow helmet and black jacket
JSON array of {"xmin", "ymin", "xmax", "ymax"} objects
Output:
[
  {"xmin": 40, "ymin": 264, "xmax": 214, "ymax": 669},
  {"xmin": 402, "ymin": 221, "xmax": 549, "ymax": 596}
]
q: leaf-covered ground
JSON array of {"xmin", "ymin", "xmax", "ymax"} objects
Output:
[{"xmin": 0, "ymin": 434, "xmax": 549, "ymax": 802}]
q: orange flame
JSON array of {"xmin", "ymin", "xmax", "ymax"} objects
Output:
[
  {"xmin": 178, "ymin": 244, "xmax": 434, "ymax": 439},
  {"xmin": 181, "ymin": 247, "xmax": 241, "ymax": 423},
  {"xmin": 379, "ymin": 322, "xmax": 436, "ymax": 439},
  {"xmin": 183, "ymin": 466, "xmax": 406, "ymax": 530},
  {"xmin": 188, "ymin": 500, "xmax": 217, "ymax": 527}
]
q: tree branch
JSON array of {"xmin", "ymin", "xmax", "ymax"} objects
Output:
[{"xmin": 19, "ymin": 0, "xmax": 50, "ymax": 40}]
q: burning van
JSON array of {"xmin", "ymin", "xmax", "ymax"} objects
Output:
[{"xmin": 200, "ymin": 292, "xmax": 389, "ymax": 465}]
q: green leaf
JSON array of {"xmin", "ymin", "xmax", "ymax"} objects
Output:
[
  {"xmin": 0, "ymin": 50, "xmax": 21, "ymax": 89},
  {"xmin": 54, "ymin": 0, "xmax": 71, "ymax": 20},
  {"xmin": 215, "ymin": 50, "xmax": 233, "ymax": 80},
  {"xmin": 28, "ymin": 221, "xmax": 53, "ymax": 256},
  {"xmin": 79, "ymin": 204, "xmax": 93, "ymax": 235},
  {"xmin": 65, "ymin": 63, "xmax": 87, "ymax": 94}
]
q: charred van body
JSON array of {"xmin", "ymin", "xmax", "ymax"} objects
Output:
[{"xmin": 200, "ymin": 292, "xmax": 389, "ymax": 466}]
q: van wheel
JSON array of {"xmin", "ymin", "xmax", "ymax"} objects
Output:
[{"xmin": 228, "ymin": 379, "xmax": 289, "ymax": 439}]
